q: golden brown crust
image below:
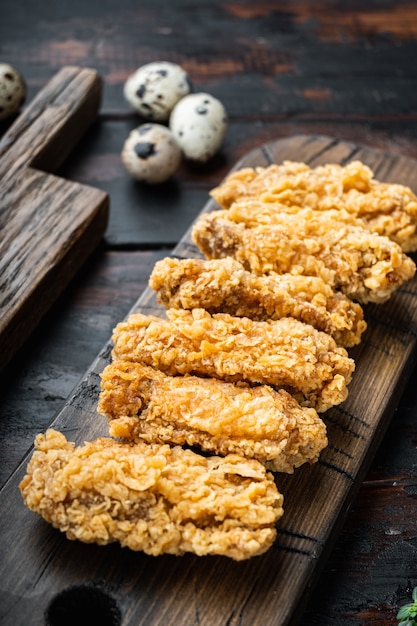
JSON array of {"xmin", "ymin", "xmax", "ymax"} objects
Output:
[
  {"xmin": 191, "ymin": 209, "xmax": 415, "ymax": 304},
  {"xmin": 210, "ymin": 160, "xmax": 417, "ymax": 252},
  {"xmin": 98, "ymin": 361, "xmax": 328, "ymax": 473},
  {"xmin": 19, "ymin": 429, "xmax": 283, "ymax": 560},
  {"xmin": 148, "ymin": 256, "xmax": 367, "ymax": 347},
  {"xmin": 111, "ymin": 308, "xmax": 355, "ymax": 412}
]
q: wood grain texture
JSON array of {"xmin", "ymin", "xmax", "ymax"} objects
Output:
[
  {"xmin": 3, "ymin": 0, "xmax": 417, "ymax": 116},
  {"xmin": 0, "ymin": 67, "xmax": 109, "ymax": 371},
  {"xmin": 1, "ymin": 135, "xmax": 416, "ymax": 626}
]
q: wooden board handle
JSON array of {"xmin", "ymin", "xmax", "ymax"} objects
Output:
[
  {"xmin": 0, "ymin": 66, "xmax": 109, "ymax": 371},
  {"xmin": 0, "ymin": 66, "xmax": 102, "ymax": 180}
]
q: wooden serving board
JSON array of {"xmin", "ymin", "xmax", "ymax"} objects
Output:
[
  {"xmin": 1, "ymin": 135, "xmax": 417, "ymax": 626},
  {"xmin": 0, "ymin": 66, "xmax": 109, "ymax": 371}
]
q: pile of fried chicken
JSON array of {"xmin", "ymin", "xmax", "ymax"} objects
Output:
[{"xmin": 20, "ymin": 160, "xmax": 417, "ymax": 560}]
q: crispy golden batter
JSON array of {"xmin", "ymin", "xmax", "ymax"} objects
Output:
[
  {"xmin": 111, "ymin": 308, "xmax": 354, "ymax": 412},
  {"xmin": 148, "ymin": 257, "xmax": 366, "ymax": 347},
  {"xmin": 227, "ymin": 199, "xmax": 366, "ymax": 230},
  {"xmin": 98, "ymin": 361, "xmax": 328, "ymax": 473},
  {"xmin": 210, "ymin": 160, "xmax": 417, "ymax": 251},
  {"xmin": 192, "ymin": 209, "xmax": 415, "ymax": 304},
  {"xmin": 20, "ymin": 429, "xmax": 283, "ymax": 560}
]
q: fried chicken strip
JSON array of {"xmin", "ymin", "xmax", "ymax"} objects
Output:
[
  {"xmin": 20, "ymin": 429, "xmax": 283, "ymax": 560},
  {"xmin": 148, "ymin": 257, "xmax": 366, "ymax": 347},
  {"xmin": 210, "ymin": 160, "xmax": 417, "ymax": 252},
  {"xmin": 111, "ymin": 308, "xmax": 354, "ymax": 412},
  {"xmin": 98, "ymin": 361, "xmax": 328, "ymax": 473},
  {"xmin": 192, "ymin": 209, "xmax": 415, "ymax": 304}
]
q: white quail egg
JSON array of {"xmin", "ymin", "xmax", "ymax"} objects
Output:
[
  {"xmin": 0, "ymin": 63, "xmax": 26, "ymax": 121},
  {"xmin": 169, "ymin": 92, "xmax": 228, "ymax": 162},
  {"xmin": 121, "ymin": 123, "xmax": 182, "ymax": 184},
  {"xmin": 124, "ymin": 61, "xmax": 192, "ymax": 122}
]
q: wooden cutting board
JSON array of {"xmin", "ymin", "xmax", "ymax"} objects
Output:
[
  {"xmin": 1, "ymin": 135, "xmax": 417, "ymax": 626},
  {"xmin": 0, "ymin": 66, "xmax": 109, "ymax": 371}
]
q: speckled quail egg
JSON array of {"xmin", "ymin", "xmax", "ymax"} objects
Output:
[
  {"xmin": 121, "ymin": 123, "xmax": 182, "ymax": 184},
  {"xmin": 0, "ymin": 63, "xmax": 26, "ymax": 121},
  {"xmin": 124, "ymin": 62, "xmax": 192, "ymax": 122},
  {"xmin": 169, "ymin": 92, "xmax": 228, "ymax": 162}
]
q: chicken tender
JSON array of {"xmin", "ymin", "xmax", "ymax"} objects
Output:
[
  {"xmin": 111, "ymin": 308, "xmax": 354, "ymax": 412},
  {"xmin": 148, "ymin": 257, "xmax": 366, "ymax": 347},
  {"xmin": 210, "ymin": 160, "xmax": 417, "ymax": 252},
  {"xmin": 192, "ymin": 210, "xmax": 415, "ymax": 304},
  {"xmin": 98, "ymin": 361, "xmax": 328, "ymax": 473},
  {"xmin": 19, "ymin": 429, "xmax": 283, "ymax": 561}
]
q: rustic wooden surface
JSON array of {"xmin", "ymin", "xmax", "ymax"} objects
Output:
[
  {"xmin": 0, "ymin": 67, "xmax": 109, "ymax": 370},
  {"xmin": 1, "ymin": 1, "xmax": 417, "ymax": 625}
]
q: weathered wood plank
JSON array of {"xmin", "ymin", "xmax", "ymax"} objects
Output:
[
  {"xmin": 1, "ymin": 135, "xmax": 417, "ymax": 626},
  {"xmin": 0, "ymin": 67, "xmax": 109, "ymax": 371},
  {"xmin": 305, "ymin": 472, "xmax": 417, "ymax": 624},
  {"xmin": 3, "ymin": 0, "xmax": 417, "ymax": 115}
]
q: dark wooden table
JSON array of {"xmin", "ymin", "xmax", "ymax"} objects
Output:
[{"xmin": 1, "ymin": 2, "xmax": 417, "ymax": 624}]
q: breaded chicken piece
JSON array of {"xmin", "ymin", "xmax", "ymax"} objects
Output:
[
  {"xmin": 210, "ymin": 160, "xmax": 417, "ymax": 252},
  {"xmin": 148, "ymin": 257, "xmax": 366, "ymax": 347},
  {"xmin": 192, "ymin": 210, "xmax": 415, "ymax": 304},
  {"xmin": 98, "ymin": 361, "xmax": 328, "ymax": 473},
  {"xmin": 111, "ymin": 309, "xmax": 354, "ymax": 412},
  {"xmin": 20, "ymin": 429, "xmax": 283, "ymax": 561}
]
